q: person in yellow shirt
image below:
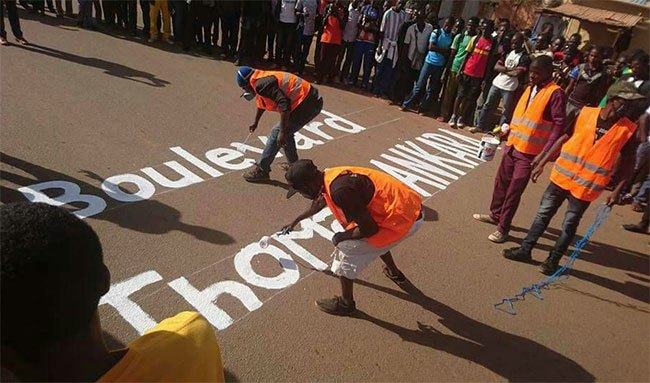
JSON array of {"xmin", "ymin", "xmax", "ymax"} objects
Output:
[{"xmin": 0, "ymin": 202, "xmax": 224, "ymax": 382}]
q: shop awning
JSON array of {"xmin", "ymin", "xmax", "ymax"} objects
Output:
[{"xmin": 540, "ymin": 3, "xmax": 643, "ymax": 28}]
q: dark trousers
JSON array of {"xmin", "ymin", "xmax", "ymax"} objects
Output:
[
  {"xmin": 258, "ymin": 91, "xmax": 324, "ymax": 172},
  {"xmin": 458, "ymin": 74, "xmax": 484, "ymax": 122},
  {"xmin": 197, "ymin": 4, "xmax": 217, "ymax": 50},
  {"xmin": 276, "ymin": 21, "xmax": 296, "ymax": 66},
  {"xmin": 103, "ymin": 0, "xmax": 123, "ymax": 26},
  {"xmin": 294, "ymin": 32, "xmax": 313, "ymax": 75},
  {"xmin": 337, "ymin": 40, "xmax": 355, "ymax": 82},
  {"xmin": 490, "ymin": 146, "xmax": 535, "ymax": 234},
  {"xmin": 183, "ymin": 0, "xmax": 201, "ymax": 49},
  {"xmin": 239, "ymin": 16, "xmax": 263, "ymax": 62},
  {"xmin": 220, "ymin": 11, "xmax": 239, "ymax": 56},
  {"xmin": 77, "ymin": 0, "xmax": 95, "ymax": 27},
  {"xmin": 93, "ymin": 0, "xmax": 102, "ymax": 21},
  {"xmin": 264, "ymin": 17, "xmax": 276, "ymax": 60},
  {"xmin": 317, "ymin": 42, "xmax": 340, "ymax": 82},
  {"xmin": 169, "ymin": 0, "xmax": 186, "ymax": 41},
  {"xmin": 139, "ymin": 0, "xmax": 150, "ymax": 36},
  {"xmin": 1, "ymin": 0, "xmax": 23, "ymax": 38},
  {"xmin": 522, "ymin": 182, "xmax": 591, "ymax": 255},
  {"xmin": 402, "ymin": 61, "xmax": 445, "ymax": 113},
  {"xmin": 373, "ymin": 57, "xmax": 396, "ymax": 96},
  {"xmin": 54, "ymin": 0, "xmax": 72, "ymax": 15},
  {"xmin": 348, "ymin": 40, "xmax": 376, "ymax": 88},
  {"xmin": 124, "ymin": 0, "xmax": 137, "ymax": 32}
]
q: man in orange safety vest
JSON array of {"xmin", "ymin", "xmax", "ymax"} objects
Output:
[
  {"xmin": 237, "ymin": 66, "xmax": 323, "ymax": 182},
  {"xmin": 281, "ymin": 160, "xmax": 424, "ymax": 315},
  {"xmin": 503, "ymin": 81, "xmax": 644, "ymax": 275}
]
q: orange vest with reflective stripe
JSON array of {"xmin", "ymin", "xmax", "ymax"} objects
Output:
[
  {"xmin": 506, "ymin": 82, "xmax": 562, "ymax": 155},
  {"xmin": 322, "ymin": 166, "xmax": 423, "ymax": 248},
  {"xmin": 550, "ymin": 107, "xmax": 637, "ymax": 202},
  {"xmin": 250, "ymin": 70, "xmax": 311, "ymax": 112}
]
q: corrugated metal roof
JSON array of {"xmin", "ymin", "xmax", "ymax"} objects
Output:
[{"xmin": 541, "ymin": 3, "xmax": 644, "ymax": 28}]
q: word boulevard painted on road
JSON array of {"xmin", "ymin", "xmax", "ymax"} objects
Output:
[{"xmin": 91, "ymin": 125, "xmax": 485, "ymax": 335}]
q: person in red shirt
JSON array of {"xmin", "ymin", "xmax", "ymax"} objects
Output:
[
  {"xmin": 316, "ymin": 1, "xmax": 344, "ymax": 84},
  {"xmin": 449, "ymin": 18, "xmax": 495, "ymax": 128}
]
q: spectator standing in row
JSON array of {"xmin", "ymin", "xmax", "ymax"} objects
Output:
[
  {"xmin": 439, "ymin": 17, "xmax": 478, "ymax": 122},
  {"xmin": 473, "ymin": 19, "xmax": 511, "ymax": 126},
  {"xmin": 170, "ymin": 0, "xmax": 186, "ymax": 43},
  {"xmin": 392, "ymin": 8, "xmax": 429, "ymax": 103},
  {"xmin": 449, "ymin": 18, "xmax": 495, "ymax": 128},
  {"xmin": 316, "ymin": 1, "xmax": 344, "ymax": 84},
  {"xmin": 276, "ymin": 0, "xmax": 298, "ymax": 69},
  {"xmin": 238, "ymin": 1, "xmax": 265, "ymax": 65},
  {"xmin": 148, "ymin": 0, "xmax": 172, "ymax": 44},
  {"xmin": 372, "ymin": 0, "xmax": 406, "ymax": 97},
  {"xmin": 78, "ymin": 0, "xmax": 97, "ymax": 29},
  {"xmin": 400, "ymin": 16, "xmax": 451, "ymax": 114},
  {"xmin": 295, "ymin": 0, "xmax": 318, "ymax": 75},
  {"xmin": 348, "ymin": 1, "xmax": 380, "ymax": 90},
  {"xmin": 220, "ymin": 0, "xmax": 240, "ymax": 59},
  {"xmin": 337, "ymin": 0, "xmax": 361, "ymax": 83},
  {"xmin": 54, "ymin": 0, "xmax": 72, "ymax": 17},
  {"xmin": 1, "ymin": 0, "xmax": 28, "ymax": 45},
  {"xmin": 474, "ymin": 32, "xmax": 529, "ymax": 133},
  {"xmin": 564, "ymin": 46, "xmax": 611, "ymax": 126}
]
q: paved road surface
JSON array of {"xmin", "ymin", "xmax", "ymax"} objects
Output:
[{"xmin": 1, "ymin": 14, "xmax": 649, "ymax": 382}]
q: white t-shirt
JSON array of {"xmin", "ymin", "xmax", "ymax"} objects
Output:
[
  {"xmin": 342, "ymin": 4, "xmax": 361, "ymax": 42},
  {"xmin": 492, "ymin": 50, "xmax": 525, "ymax": 91},
  {"xmin": 296, "ymin": 0, "xmax": 317, "ymax": 35},
  {"xmin": 280, "ymin": 0, "xmax": 298, "ymax": 23},
  {"xmin": 404, "ymin": 22, "xmax": 433, "ymax": 70}
]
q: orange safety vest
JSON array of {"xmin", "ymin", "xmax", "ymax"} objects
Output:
[
  {"xmin": 550, "ymin": 107, "xmax": 637, "ymax": 202},
  {"xmin": 322, "ymin": 166, "xmax": 423, "ymax": 248},
  {"xmin": 506, "ymin": 82, "xmax": 562, "ymax": 155},
  {"xmin": 249, "ymin": 70, "xmax": 311, "ymax": 112}
]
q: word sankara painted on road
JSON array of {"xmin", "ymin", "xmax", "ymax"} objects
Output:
[{"xmin": 16, "ymin": 110, "xmax": 485, "ymax": 335}]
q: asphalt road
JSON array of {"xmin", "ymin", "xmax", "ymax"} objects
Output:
[{"xmin": 1, "ymin": 13, "xmax": 649, "ymax": 382}]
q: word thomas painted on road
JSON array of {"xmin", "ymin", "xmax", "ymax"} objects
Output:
[{"xmin": 16, "ymin": 110, "xmax": 484, "ymax": 335}]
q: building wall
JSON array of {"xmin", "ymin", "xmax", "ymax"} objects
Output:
[
  {"xmin": 493, "ymin": 0, "xmax": 540, "ymax": 30},
  {"xmin": 570, "ymin": 0, "xmax": 649, "ymax": 53}
]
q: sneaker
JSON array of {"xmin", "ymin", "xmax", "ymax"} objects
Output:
[
  {"xmin": 436, "ymin": 117, "xmax": 445, "ymax": 122},
  {"xmin": 448, "ymin": 114, "xmax": 457, "ymax": 127},
  {"xmin": 163, "ymin": 38, "xmax": 173, "ymax": 45},
  {"xmin": 472, "ymin": 213, "xmax": 497, "ymax": 225},
  {"xmin": 488, "ymin": 230, "xmax": 508, "ymax": 243},
  {"xmin": 315, "ymin": 296, "xmax": 356, "ymax": 316},
  {"xmin": 0, "ymin": 36, "xmax": 9, "ymax": 46},
  {"xmin": 242, "ymin": 166, "xmax": 270, "ymax": 183},
  {"xmin": 382, "ymin": 266, "xmax": 407, "ymax": 284},
  {"xmin": 15, "ymin": 36, "xmax": 28, "ymax": 45},
  {"xmin": 456, "ymin": 117, "xmax": 465, "ymax": 128},
  {"xmin": 278, "ymin": 161, "xmax": 291, "ymax": 171},
  {"xmin": 147, "ymin": 37, "xmax": 156, "ymax": 43},
  {"xmin": 502, "ymin": 246, "xmax": 532, "ymax": 262},
  {"xmin": 468, "ymin": 127, "xmax": 480, "ymax": 133},
  {"xmin": 539, "ymin": 251, "xmax": 563, "ymax": 275}
]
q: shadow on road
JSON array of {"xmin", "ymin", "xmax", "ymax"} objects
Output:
[
  {"xmin": 11, "ymin": 42, "xmax": 170, "ymax": 87},
  {"xmin": 0, "ymin": 152, "xmax": 234, "ymax": 246},
  {"xmin": 352, "ymin": 279, "xmax": 596, "ymax": 382},
  {"xmin": 507, "ymin": 225, "xmax": 649, "ymax": 303}
]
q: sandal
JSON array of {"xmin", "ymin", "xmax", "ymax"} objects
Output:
[
  {"xmin": 383, "ymin": 266, "xmax": 407, "ymax": 284},
  {"xmin": 315, "ymin": 296, "xmax": 356, "ymax": 316}
]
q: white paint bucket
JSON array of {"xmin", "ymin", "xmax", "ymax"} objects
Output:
[{"xmin": 477, "ymin": 135, "xmax": 500, "ymax": 161}]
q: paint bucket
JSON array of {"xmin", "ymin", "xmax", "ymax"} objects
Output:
[{"xmin": 477, "ymin": 135, "xmax": 500, "ymax": 161}]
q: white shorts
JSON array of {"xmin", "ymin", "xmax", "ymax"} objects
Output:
[{"xmin": 330, "ymin": 215, "xmax": 423, "ymax": 279}]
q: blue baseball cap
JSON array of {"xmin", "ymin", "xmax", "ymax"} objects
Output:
[{"xmin": 236, "ymin": 66, "xmax": 254, "ymax": 88}]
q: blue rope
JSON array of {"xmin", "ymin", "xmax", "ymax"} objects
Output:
[{"xmin": 494, "ymin": 204, "xmax": 612, "ymax": 315}]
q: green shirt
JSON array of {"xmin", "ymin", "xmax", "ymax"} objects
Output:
[{"xmin": 450, "ymin": 32, "xmax": 474, "ymax": 73}]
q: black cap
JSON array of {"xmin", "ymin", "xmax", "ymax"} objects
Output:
[{"xmin": 285, "ymin": 159, "xmax": 318, "ymax": 199}]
